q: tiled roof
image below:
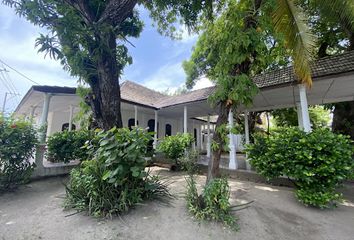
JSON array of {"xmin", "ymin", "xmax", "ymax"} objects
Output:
[
  {"xmin": 157, "ymin": 50, "xmax": 354, "ymax": 107},
  {"xmin": 120, "ymin": 81, "xmax": 168, "ymax": 107},
  {"xmin": 25, "ymin": 51, "xmax": 354, "ymax": 110},
  {"xmin": 156, "ymin": 86, "xmax": 215, "ymax": 108},
  {"xmin": 253, "ymin": 50, "xmax": 354, "ymax": 88}
]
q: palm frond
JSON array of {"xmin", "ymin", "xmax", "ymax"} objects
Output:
[
  {"xmin": 313, "ymin": 0, "xmax": 354, "ymax": 33},
  {"xmin": 272, "ymin": 0, "xmax": 316, "ymax": 87}
]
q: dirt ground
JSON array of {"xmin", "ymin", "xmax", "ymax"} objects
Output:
[{"xmin": 1, "ymin": 167, "xmax": 354, "ymax": 240}]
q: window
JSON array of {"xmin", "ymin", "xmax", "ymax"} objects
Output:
[
  {"xmin": 194, "ymin": 128, "xmax": 197, "ymax": 144},
  {"xmin": 128, "ymin": 118, "xmax": 138, "ymax": 130},
  {"xmin": 165, "ymin": 124, "xmax": 172, "ymax": 136},
  {"xmin": 147, "ymin": 119, "xmax": 155, "ymax": 132},
  {"xmin": 147, "ymin": 119, "xmax": 155, "ymax": 151},
  {"xmin": 62, "ymin": 123, "xmax": 76, "ymax": 131}
]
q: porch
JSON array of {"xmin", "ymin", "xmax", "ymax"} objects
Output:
[{"xmin": 15, "ymin": 51, "xmax": 354, "ymax": 178}]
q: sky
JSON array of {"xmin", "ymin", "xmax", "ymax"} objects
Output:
[{"xmin": 0, "ymin": 5, "xmax": 213, "ymax": 114}]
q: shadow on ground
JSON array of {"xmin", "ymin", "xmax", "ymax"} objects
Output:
[{"xmin": 0, "ymin": 167, "xmax": 353, "ymax": 240}]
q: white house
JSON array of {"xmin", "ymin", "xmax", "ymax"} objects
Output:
[
  {"xmin": 14, "ymin": 81, "xmax": 218, "ymax": 154},
  {"xmin": 14, "ymin": 50, "xmax": 354, "ymax": 174}
]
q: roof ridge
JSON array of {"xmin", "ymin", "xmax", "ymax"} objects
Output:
[
  {"xmin": 164, "ymin": 85, "xmax": 216, "ymax": 98},
  {"xmin": 122, "ymin": 80, "xmax": 168, "ymax": 97}
]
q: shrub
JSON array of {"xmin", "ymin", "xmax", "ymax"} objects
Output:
[
  {"xmin": 157, "ymin": 133, "xmax": 193, "ymax": 166},
  {"xmin": 0, "ymin": 116, "xmax": 37, "ymax": 190},
  {"xmin": 186, "ymin": 176, "xmax": 237, "ymax": 230},
  {"xmin": 65, "ymin": 127, "xmax": 171, "ymax": 217},
  {"xmin": 179, "ymin": 149, "xmax": 199, "ymax": 173},
  {"xmin": 46, "ymin": 130, "xmax": 92, "ymax": 163},
  {"xmin": 246, "ymin": 127, "xmax": 354, "ymax": 208}
]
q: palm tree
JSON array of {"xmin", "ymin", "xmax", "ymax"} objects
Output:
[
  {"xmin": 182, "ymin": 0, "xmax": 354, "ymax": 182},
  {"xmin": 273, "ymin": 0, "xmax": 353, "ymax": 87}
]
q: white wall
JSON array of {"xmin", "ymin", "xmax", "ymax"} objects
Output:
[
  {"xmin": 47, "ymin": 110, "xmax": 81, "ymax": 136},
  {"xmin": 43, "ymin": 99, "xmax": 204, "ymax": 149},
  {"xmin": 120, "ymin": 107, "xmax": 202, "ymax": 148}
]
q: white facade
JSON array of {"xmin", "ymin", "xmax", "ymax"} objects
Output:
[{"xmin": 22, "ymin": 95, "xmax": 207, "ymax": 150}]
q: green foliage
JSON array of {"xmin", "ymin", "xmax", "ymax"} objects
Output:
[
  {"xmin": 271, "ymin": 105, "xmax": 330, "ymax": 129},
  {"xmin": 182, "ymin": 0, "xmax": 267, "ymax": 105},
  {"xmin": 143, "ymin": 0, "xmax": 221, "ymax": 38},
  {"xmin": 74, "ymin": 86, "xmax": 92, "ymax": 129},
  {"xmin": 185, "ymin": 176, "xmax": 237, "ymax": 230},
  {"xmin": 0, "ymin": 116, "xmax": 37, "ymax": 190},
  {"xmin": 46, "ymin": 130, "xmax": 93, "ymax": 163},
  {"xmin": 246, "ymin": 127, "xmax": 354, "ymax": 208},
  {"xmin": 157, "ymin": 133, "xmax": 193, "ymax": 165},
  {"xmin": 179, "ymin": 149, "xmax": 200, "ymax": 173},
  {"xmin": 65, "ymin": 127, "xmax": 171, "ymax": 216},
  {"xmin": 332, "ymin": 102, "xmax": 354, "ymax": 141},
  {"xmin": 2, "ymin": 0, "xmax": 143, "ymax": 83}
]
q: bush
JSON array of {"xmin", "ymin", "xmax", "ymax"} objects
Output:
[
  {"xmin": 157, "ymin": 133, "xmax": 193, "ymax": 166},
  {"xmin": 46, "ymin": 130, "xmax": 92, "ymax": 163},
  {"xmin": 186, "ymin": 176, "xmax": 237, "ymax": 230},
  {"xmin": 246, "ymin": 127, "xmax": 354, "ymax": 208},
  {"xmin": 179, "ymin": 149, "xmax": 199, "ymax": 173},
  {"xmin": 65, "ymin": 127, "xmax": 171, "ymax": 217},
  {"xmin": 0, "ymin": 116, "xmax": 37, "ymax": 190}
]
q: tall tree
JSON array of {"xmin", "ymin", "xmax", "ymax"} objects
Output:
[
  {"xmin": 300, "ymin": 0, "xmax": 354, "ymax": 140},
  {"xmin": 2, "ymin": 0, "xmax": 216, "ymax": 130},
  {"xmin": 3, "ymin": 0, "xmax": 144, "ymax": 130},
  {"xmin": 182, "ymin": 0, "xmax": 354, "ymax": 182}
]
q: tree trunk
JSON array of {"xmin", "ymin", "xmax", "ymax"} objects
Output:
[
  {"xmin": 206, "ymin": 0, "xmax": 263, "ymax": 184},
  {"xmin": 87, "ymin": 31, "xmax": 123, "ymax": 130},
  {"xmin": 81, "ymin": 0, "xmax": 138, "ymax": 130},
  {"xmin": 318, "ymin": 42, "xmax": 329, "ymax": 58},
  {"xmin": 331, "ymin": 15, "xmax": 354, "ymax": 139},
  {"xmin": 207, "ymin": 102, "xmax": 230, "ymax": 183},
  {"xmin": 332, "ymin": 101, "xmax": 354, "ymax": 141}
]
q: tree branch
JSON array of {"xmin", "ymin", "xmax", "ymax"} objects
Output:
[{"xmin": 98, "ymin": 0, "xmax": 138, "ymax": 25}]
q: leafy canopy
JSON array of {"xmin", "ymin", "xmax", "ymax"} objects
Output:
[
  {"xmin": 182, "ymin": 0, "xmax": 293, "ymax": 108},
  {"xmin": 2, "ymin": 0, "xmax": 143, "ymax": 85}
]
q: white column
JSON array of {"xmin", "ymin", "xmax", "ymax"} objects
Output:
[
  {"xmin": 153, "ymin": 110, "xmax": 158, "ymax": 149},
  {"xmin": 207, "ymin": 115, "xmax": 211, "ymax": 158},
  {"xmin": 184, "ymin": 106, "xmax": 188, "ymax": 134},
  {"xmin": 39, "ymin": 93, "xmax": 51, "ymax": 143},
  {"xmin": 68, "ymin": 105, "xmax": 74, "ymax": 131},
  {"xmin": 296, "ymin": 103, "xmax": 304, "ymax": 130},
  {"xmin": 244, "ymin": 111, "xmax": 251, "ymax": 170},
  {"xmin": 299, "ymin": 84, "xmax": 311, "ymax": 132},
  {"xmin": 192, "ymin": 119, "xmax": 196, "ymax": 149},
  {"xmin": 30, "ymin": 106, "xmax": 36, "ymax": 119},
  {"xmin": 228, "ymin": 109, "xmax": 237, "ymax": 170},
  {"xmin": 200, "ymin": 125, "xmax": 204, "ymax": 151},
  {"xmin": 134, "ymin": 105, "xmax": 138, "ymax": 126}
]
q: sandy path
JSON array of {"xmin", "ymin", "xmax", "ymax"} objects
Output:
[{"xmin": 0, "ymin": 168, "xmax": 353, "ymax": 240}]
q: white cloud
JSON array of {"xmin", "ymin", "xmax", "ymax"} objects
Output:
[
  {"xmin": 192, "ymin": 76, "xmax": 214, "ymax": 90},
  {"xmin": 179, "ymin": 26, "xmax": 198, "ymax": 43},
  {"xmin": 0, "ymin": 6, "xmax": 77, "ymax": 112},
  {"xmin": 142, "ymin": 62, "xmax": 185, "ymax": 92},
  {"xmin": 142, "ymin": 63, "xmax": 213, "ymax": 94}
]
